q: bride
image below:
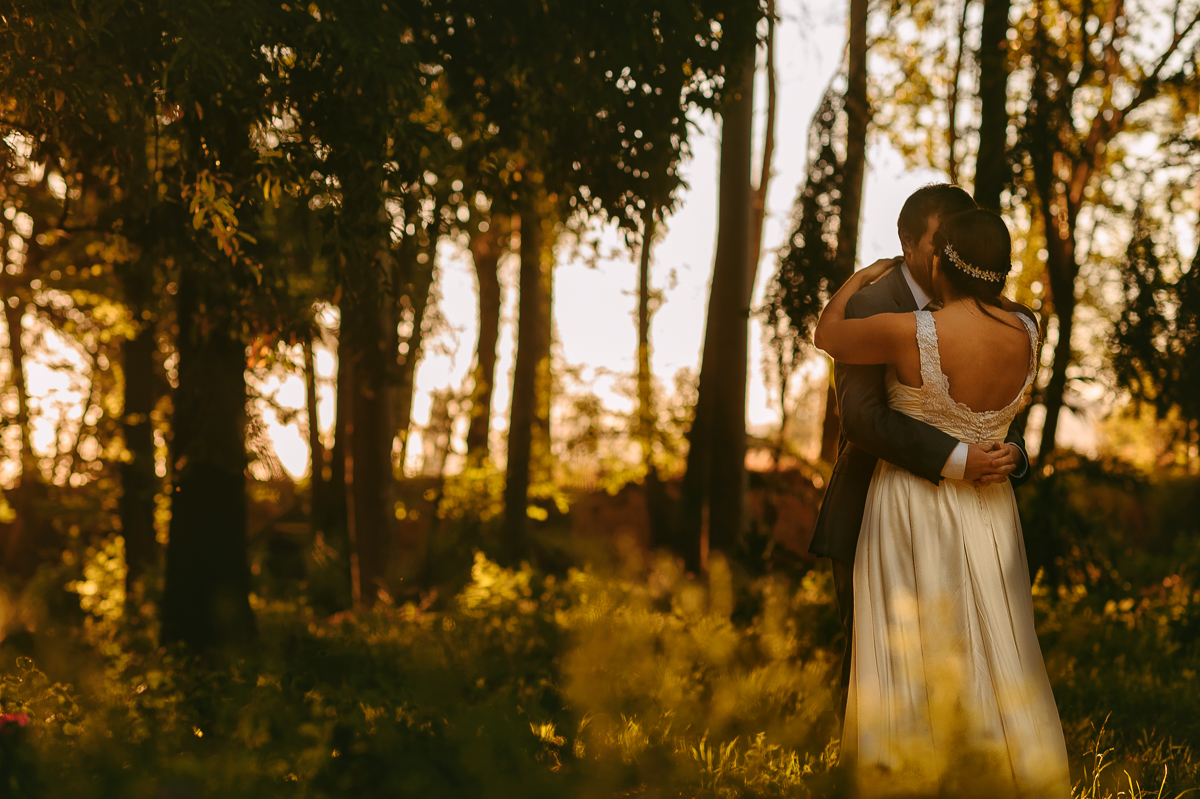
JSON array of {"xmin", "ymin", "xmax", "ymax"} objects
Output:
[{"xmin": 814, "ymin": 209, "xmax": 1071, "ymax": 797}]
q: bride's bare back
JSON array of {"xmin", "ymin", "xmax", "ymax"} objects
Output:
[{"xmin": 891, "ymin": 304, "xmax": 1034, "ymax": 413}]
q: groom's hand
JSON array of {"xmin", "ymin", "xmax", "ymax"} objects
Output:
[{"xmin": 964, "ymin": 442, "xmax": 1017, "ymax": 486}]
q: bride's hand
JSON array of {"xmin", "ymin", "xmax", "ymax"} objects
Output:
[{"xmin": 855, "ymin": 256, "xmax": 903, "ymax": 287}]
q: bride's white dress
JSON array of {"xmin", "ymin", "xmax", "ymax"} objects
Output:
[{"xmin": 843, "ymin": 310, "xmax": 1071, "ymax": 797}]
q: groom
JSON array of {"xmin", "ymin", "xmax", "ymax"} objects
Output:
[{"xmin": 808, "ymin": 183, "xmax": 1033, "ymax": 719}]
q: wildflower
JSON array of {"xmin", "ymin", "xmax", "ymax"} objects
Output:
[{"xmin": 0, "ymin": 713, "xmax": 30, "ymax": 730}]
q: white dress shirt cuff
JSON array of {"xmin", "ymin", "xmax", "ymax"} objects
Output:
[{"xmin": 941, "ymin": 442, "xmax": 968, "ymax": 480}]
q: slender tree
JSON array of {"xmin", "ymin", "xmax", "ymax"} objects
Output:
[
  {"xmin": 303, "ymin": 337, "xmax": 326, "ymax": 530},
  {"xmin": 464, "ymin": 213, "xmax": 506, "ymax": 465},
  {"xmin": 817, "ymin": 0, "xmax": 872, "ymax": 464},
  {"xmin": 634, "ymin": 207, "xmax": 673, "ymax": 547},
  {"xmin": 1019, "ymin": 0, "xmax": 1200, "ymax": 460},
  {"xmin": 162, "ymin": 270, "xmax": 256, "ymax": 647},
  {"xmin": 945, "ymin": 0, "xmax": 971, "ymax": 185},
  {"xmin": 120, "ymin": 313, "xmax": 160, "ymax": 589},
  {"xmin": 974, "ymin": 0, "xmax": 1012, "ymax": 212},
  {"xmin": 750, "ymin": 0, "xmax": 779, "ymax": 275},
  {"xmin": 502, "ymin": 196, "xmax": 548, "ymax": 556},
  {"xmin": 0, "ymin": 280, "xmax": 34, "ymax": 568},
  {"xmin": 679, "ymin": 49, "xmax": 756, "ymax": 569},
  {"xmin": 394, "ymin": 198, "xmax": 440, "ymax": 469}
]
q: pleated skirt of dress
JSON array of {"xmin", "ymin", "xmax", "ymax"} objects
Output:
[{"xmin": 842, "ymin": 460, "xmax": 1071, "ymax": 798}]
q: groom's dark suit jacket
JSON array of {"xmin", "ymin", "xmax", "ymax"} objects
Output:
[{"xmin": 808, "ymin": 266, "xmax": 1032, "ymax": 565}]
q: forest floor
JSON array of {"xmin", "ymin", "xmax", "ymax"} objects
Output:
[{"xmin": 1, "ymin": 458, "xmax": 1199, "ymax": 798}]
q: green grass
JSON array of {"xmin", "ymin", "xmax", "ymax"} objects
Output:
[{"xmin": 0, "ymin": 459, "xmax": 1198, "ymax": 797}]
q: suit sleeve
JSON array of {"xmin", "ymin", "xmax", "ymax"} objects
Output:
[
  {"xmin": 1003, "ymin": 418, "xmax": 1033, "ymax": 490},
  {"xmin": 834, "ymin": 293, "xmax": 959, "ymax": 485}
]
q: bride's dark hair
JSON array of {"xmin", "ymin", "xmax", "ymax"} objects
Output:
[{"xmin": 932, "ymin": 209, "xmax": 1020, "ymax": 326}]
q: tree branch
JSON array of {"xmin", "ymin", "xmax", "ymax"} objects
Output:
[
  {"xmin": 946, "ymin": 0, "xmax": 970, "ymax": 184},
  {"xmin": 1071, "ymin": 5, "xmax": 1200, "ymax": 207},
  {"xmin": 750, "ymin": 0, "xmax": 777, "ymax": 281}
]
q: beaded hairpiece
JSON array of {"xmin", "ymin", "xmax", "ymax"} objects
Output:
[{"xmin": 943, "ymin": 243, "xmax": 1005, "ymax": 283}]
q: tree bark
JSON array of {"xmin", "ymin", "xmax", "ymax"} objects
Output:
[
  {"xmin": 946, "ymin": 0, "xmax": 970, "ymax": 184},
  {"xmin": 304, "ymin": 337, "xmax": 326, "ymax": 530},
  {"xmin": 502, "ymin": 201, "xmax": 545, "ymax": 559},
  {"xmin": 816, "ymin": 0, "xmax": 873, "ymax": 463},
  {"xmin": 637, "ymin": 209, "xmax": 656, "ymax": 470},
  {"xmin": 534, "ymin": 221, "xmax": 555, "ymax": 477},
  {"xmin": 679, "ymin": 50, "xmax": 756, "ymax": 568},
  {"xmin": 394, "ymin": 235, "xmax": 437, "ymax": 469},
  {"xmin": 4, "ymin": 302, "xmax": 33, "ymax": 479},
  {"xmin": 161, "ymin": 272, "xmax": 255, "ymax": 649},
  {"xmin": 342, "ymin": 257, "xmax": 399, "ymax": 608},
  {"xmin": 121, "ymin": 322, "xmax": 159, "ymax": 590},
  {"xmin": 678, "ymin": 366, "xmax": 713, "ymax": 572},
  {"xmin": 465, "ymin": 221, "xmax": 504, "ymax": 465},
  {"xmin": 836, "ymin": 0, "xmax": 870, "ymax": 284},
  {"xmin": 636, "ymin": 208, "xmax": 671, "ymax": 549},
  {"xmin": 311, "ymin": 323, "xmax": 352, "ymax": 609},
  {"xmin": 1037, "ymin": 231, "xmax": 1077, "ymax": 462},
  {"xmin": 819, "ymin": 0, "xmax": 871, "ymax": 465},
  {"xmin": 750, "ymin": 0, "xmax": 778, "ymax": 281},
  {"xmin": 1027, "ymin": 15, "xmax": 1080, "ymax": 464},
  {"xmin": 975, "ymin": 0, "xmax": 1012, "ymax": 212},
  {"xmin": 707, "ymin": 56, "xmax": 755, "ymax": 558},
  {"xmin": 1, "ymin": 293, "xmax": 35, "ymax": 572}
]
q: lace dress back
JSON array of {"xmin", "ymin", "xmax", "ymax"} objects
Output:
[{"xmin": 885, "ymin": 309, "xmax": 1038, "ymax": 444}]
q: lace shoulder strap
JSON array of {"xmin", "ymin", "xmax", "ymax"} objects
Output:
[
  {"xmin": 913, "ymin": 310, "xmax": 944, "ymax": 390},
  {"xmin": 1017, "ymin": 312, "xmax": 1040, "ymax": 389}
]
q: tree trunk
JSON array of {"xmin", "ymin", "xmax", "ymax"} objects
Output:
[
  {"xmin": 637, "ymin": 209, "xmax": 656, "ymax": 472},
  {"xmin": 750, "ymin": 0, "xmax": 778, "ymax": 280},
  {"xmin": 1037, "ymin": 230, "xmax": 1078, "ymax": 462},
  {"xmin": 1027, "ymin": 25, "xmax": 1081, "ymax": 465},
  {"xmin": 946, "ymin": 0, "xmax": 970, "ymax": 184},
  {"xmin": 502, "ymin": 201, "xmax": 545, "ymax": 559},
  {"xmin": 677, "ymin": 366, "xmax": 713, "ymax": 572},
  {"xmin": 343, "ymin": 259, "xmax": 399, "ymax": 608},
  {"xmin": 304, "ymin": 337, "xmax": 326, "ymax": 531},
  {"xmin": 331, "ymin": 330, "xmax": 349, "ymax": 524},
  {"xmin": 161, "ymin": 273, "xmax": 255, "ymax": 649},
  {"xmin": 465, "ymin": 221, "xmax": 504, "ymax": 465},
  {"xmin": 394, "ymin": 235, "xmax": 437, "ymax": 469},
  {"xmin": 1, "ymin": 293, "xmax": 35, "ymax": 573},
  {"xmin": 818, "ymin": 0, "xmax": 870, "ymax": 465},
  {"xmin": 679, "ymin": 50, "xmax": 756, "ymax": 567},
  {"xmin": 311, "ymin": 323, "xmax": 352, "ymax": 610},
  {"xmin": 533, "ymin": 221, "xmax": 555, "ymax": 481},
  {"xmin": 707, "ymin": 57, "xmax": 755, "ymax": 559},
  {"xmin": 836, "ymin": 0, "xmax": 870, "ymax": 283},
  {"xmin": 121, "ymin": 322, "xmax": 159, "ymax": 590},
  {"xmin": 636, "ymin": 208, "xmax": 671, "ymax": 549},
  {"xmin": 975, "ymin": 0, "xmax": 1012, "ymax": 212}
]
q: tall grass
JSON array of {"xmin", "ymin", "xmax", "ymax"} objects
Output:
[{"xmin": 0, "ymin": 457, "xmax": 1196, "ymax": 797}]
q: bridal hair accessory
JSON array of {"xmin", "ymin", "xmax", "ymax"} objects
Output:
[{"xmin": 944, "ymin": 243, "xmax": 1005, "ymax": 283}]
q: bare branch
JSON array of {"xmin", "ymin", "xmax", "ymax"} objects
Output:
[
  {"xmin": 946, "ymin": 0, "xmax": 970, "ymax": 183},
  {"xmin": 1071, "ymin": 5, "xmax": 1200, "ymax": 206},
  {"xmin": 750, "ymin": 0, "xmax": 777, "ymax": 276}
]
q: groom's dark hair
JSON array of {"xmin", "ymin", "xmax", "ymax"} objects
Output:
[{"xmin": 897, "ymin": 183, "xmax": 977, "ymax": 244}]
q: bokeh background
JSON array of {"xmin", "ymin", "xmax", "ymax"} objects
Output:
[{"xmin": 1, "ymin": 0, "xmax": 1199, "ymax": 796}]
